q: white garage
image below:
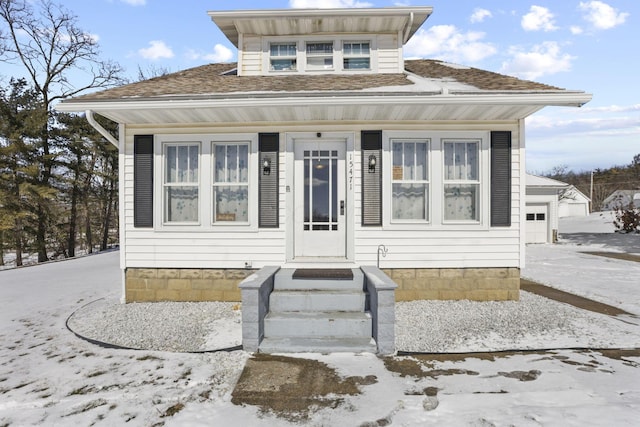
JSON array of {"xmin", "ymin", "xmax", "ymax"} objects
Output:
[
  {"xmin": 525, "ymin": 174, "xmax": 567, "ymax": 244},
  {"xmin": 526, "ymin": 204, "xmax": 549, "ymax": 243}
]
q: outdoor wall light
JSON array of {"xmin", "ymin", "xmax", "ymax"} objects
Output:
[
  {"xmin": 368, "ymin": 154, "xmax": 377, "ymax": 173},
  {"xmin": 263, "ymin": 158, "xmax": 271, "ymax": 175}
]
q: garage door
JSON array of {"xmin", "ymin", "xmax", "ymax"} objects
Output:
[{"xmin": 526, "ymin": 204, "xmax": 549, "ymax": 244}]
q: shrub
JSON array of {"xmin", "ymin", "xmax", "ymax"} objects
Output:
[{"xmin": 613, "ymin": 203, "xmax": 640, "ymax": 233}]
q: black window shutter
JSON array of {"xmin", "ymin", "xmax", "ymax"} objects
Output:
[
  {"xmin": 361, "ymin": 130, "xmax": 382, "ymax": 226},
  {"xmin": 133, "ymin": 135, "xmax": 154, "ymax": 228},
  {"xmin": 490, "ymin": 131, "xmax": 512, "ymax": 227},
  {"xmin": 259, "ymin": 133, "xmax": 279, "ymax": 228}
]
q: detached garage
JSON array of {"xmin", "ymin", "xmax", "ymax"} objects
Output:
[{"xmin": 525, "ymin": 174, "xmax": 568, "ymax": 244}]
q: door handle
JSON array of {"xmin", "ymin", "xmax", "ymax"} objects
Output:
[{"xmin": 340, "ymin": 200, "xmax": 345, "ymax": 215}]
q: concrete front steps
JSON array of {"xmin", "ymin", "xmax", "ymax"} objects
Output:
[{"xmin": 259, "ymin": 268, "xmax": 377, "ymax": 353}]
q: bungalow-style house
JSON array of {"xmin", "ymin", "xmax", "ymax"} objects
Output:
[{"xmin": 57, "ymin": 6, "xmax": 591, "ymax": 353}]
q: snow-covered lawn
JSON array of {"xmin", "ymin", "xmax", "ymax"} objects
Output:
[{"xmin": 1, "ymin": 213, "xmax": 639, "ymax": 426}]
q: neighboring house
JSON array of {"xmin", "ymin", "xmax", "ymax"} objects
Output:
[
  {"xmin": 558, "ymin": 185, "xmax": 590, "ymax": 218},
  {"xmin": 525, "ymin": 174, "xmax": 568, "ymax": 244},
  {"xmin": 56, "ymin": 6, "xmax": 591, "ymax": 353},
  {"xmin": 601, "ymin": 190, "xmax": 640, "ymax": 211}
]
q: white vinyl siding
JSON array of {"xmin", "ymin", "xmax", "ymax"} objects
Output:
[
  {"xmin": 122, "ymin": 123, "xmax": 522, "ymax": 271},
  {"xmin": 241, "ymin": 35, "xmax": 262, "ymax": 75},
  {"xmin": 376, "ymin": 34, "xmax": 401, "ymax": 73}
]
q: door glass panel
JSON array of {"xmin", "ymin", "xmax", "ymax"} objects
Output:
[{"xmin": 303, "ymin": 150, "xmax": 338, "ymax": 231}]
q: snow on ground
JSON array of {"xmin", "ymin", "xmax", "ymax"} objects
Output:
[
  {"xmin": 1, "ymin": 214, "xmax": 640, "ymax": 426},
  {"xmin": 523, "ymin": 212, "xmax": 640, "ymax": 314}
]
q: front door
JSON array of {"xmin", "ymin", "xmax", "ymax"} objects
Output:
[{"xmin": 294, "ymin": 140, "xmax": 346, "ymax": 258}]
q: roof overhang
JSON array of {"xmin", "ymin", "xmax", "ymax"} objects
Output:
[
  {"xmin": 56, "ymin": 91, "xmax": 593, "ymax": 126},
  {"xmin": 208, "ymin": 6, "xmax": 433, "ymax": 47}
]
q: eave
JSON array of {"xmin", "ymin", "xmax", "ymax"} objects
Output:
[
  {"xmin": 56, "ymin": 91, "xmax": 592, "ymax": 126},
  {"xmin": 208, "ymin": 7, "xmax": 433, "ymax": 47}
]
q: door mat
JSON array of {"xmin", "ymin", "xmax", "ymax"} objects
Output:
[{"xmin": 292, "ymin": 269, "xmax": 354, "ymax": 280}]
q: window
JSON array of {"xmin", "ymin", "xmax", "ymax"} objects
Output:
[
  {"xmin": 343, "ymin": 41, "xmax": 370, "ymax": 70},
  {"xmin": 270, "ymin": 42, "xmax": 297, "ymax": 71},
  {"xmin": 306, "ymin": 42, "xmax": 333, "ymax": 70},
  {"xmin": 163, "ymin": 143, "xmax": 199, "ymax": 223},
  {"xmin": 213, "ymin": 144, "xmax": 249, "ymax": 223},
  {"xmin": 391, "ymin": 141, "xmax": 429, "ymax": 221},
  {"xmin": 444, "ymin": 140, "xmax": 480, "ymax": 221}
]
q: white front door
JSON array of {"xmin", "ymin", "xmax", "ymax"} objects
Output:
[{"xmin": 294, "ymin": 140, "xmax": 346, "ymax": 258}]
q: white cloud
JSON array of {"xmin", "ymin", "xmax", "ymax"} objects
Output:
[
  {"xmin": 470, "ymin": 8, "xmax": 492, "ymax": 23},
  {"xmin": 289, "ymin": 0, "xmax": 372, "ymax": 7},
  {"xmin": 187, "ymin": 44, "xmax": 235, "ymax": 63},
  {"xmin": 501, "ymin": 41, "xmax": 574, "ymax": 80},
  {"xmin": 138, "ymin": 40, "xmax": 174, "ymax": 60},
  {"xmin": 570, "ymin": 26, "xmax": 584, "ymax": 35},
  {"xmin": 120, "ymin": 0, "xmax": 146, "ymax": 5},
  {"xmin": 521, "ymin": 5, "xmax": 558, "ymax": 32},
  {"xmin": 579, "ymin": 1, "xmax": 629, "ymax": 30},
  {"xmin": 404, "ymin": 25, "xmax": 497, "ymax": 63}
]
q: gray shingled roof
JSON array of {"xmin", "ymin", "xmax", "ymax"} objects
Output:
[{"xmin": 69, "ymin": 59, "xmax": 562, "ymax": 102}]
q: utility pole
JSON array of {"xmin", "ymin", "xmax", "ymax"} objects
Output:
[{"xmin": 590, "ymin": 170, "xmax": 594, "ymax": 213}]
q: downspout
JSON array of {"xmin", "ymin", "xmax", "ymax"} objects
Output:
[
  {"xmin": 85, "ymin": 110, "xmax": 119, "ymax": 147},
  {"xmin": 402, "ymin": 12, "xmax": 414, "ymax": 44}
]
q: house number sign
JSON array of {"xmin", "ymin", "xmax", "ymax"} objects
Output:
[{"xmin": 348, "ymin": 153, "xmax": 354, "ymax": 190}]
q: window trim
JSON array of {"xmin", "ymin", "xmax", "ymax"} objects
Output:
[
  {"xmin": 305, "ymin": 41, "xmax": 334, "ymax": 71},
  {"xmin": 268, "ymin": 41, "xmax": 298, "ymax": 72},
  {"xmin": 390, "ymin": 138, "xmax": 431, "ymax": 224},
  {"xmin": 153, "ymin": 133, "xmax": 259, "ymax": 232},
  {"xmin": 442, "ymin": 139, "xmax": 482, "ymax": 224},
  {"xmin": 161, "ymin": 142, "xmax": 201, "ymax": 226},
  {"xmin": 212, "ymin": 141, "xmax": 251, "ymax": 226},
  {"xmin": 263, "ymin": 36, "xmax": 376, "ymax": 74},
  {"xmin": 342, "ymin": 40, "xmax": 371, "ymax": 71},
  {"xmin": 382, "ymin": 131, "xmax": 490, "ymax": 230}
]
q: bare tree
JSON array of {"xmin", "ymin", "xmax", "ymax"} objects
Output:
[{"xmin": 0, "ymin": 0, "xmax": 124, "ymax": 262}]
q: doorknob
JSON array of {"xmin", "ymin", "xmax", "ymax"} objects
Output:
[{"xmin": 340, "ymin": 200, "xmax": 345, "ymax": 215}]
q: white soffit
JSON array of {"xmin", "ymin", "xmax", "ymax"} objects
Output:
[
  {"xmin": 208, "ymin": 7, "xmax": 433, "ymax": 47},
  {"xmin": 57, "ymin": 97, "xmax": 580, "ymax": 126}
]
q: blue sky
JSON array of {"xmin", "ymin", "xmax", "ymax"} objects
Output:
[{"xmin": 1, "ymin": 0, "xmax": 638, "ymax": 173}]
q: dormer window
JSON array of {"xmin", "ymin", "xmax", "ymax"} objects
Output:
[
  {"xmin": 264, "ymin": 38, "xmax": 375, "ymax": 74},
  {"xmin": 306, "ymin": 42, "xmax": 334, "ymax": 70},
  {"xmin": 270, "ymin": 42, "xmax": 297, "ymax": 71},
  {"xmin": 343, "ymin": 41, "xmax": 370, "ymax": 70}
]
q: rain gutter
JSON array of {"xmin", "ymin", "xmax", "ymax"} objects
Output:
[{"xmin": 85, "ymin": 110, "xmax": 118, "ymax": 147}]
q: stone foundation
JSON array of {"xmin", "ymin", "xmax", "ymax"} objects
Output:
[
  {"xmin": 125, "ymin": 268, "xmax": 254, "ymax": 302},
  {"xmin": 383, "ymin": 267, "xmax": 520, "ymax": 301}
]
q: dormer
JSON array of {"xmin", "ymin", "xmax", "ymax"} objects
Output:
[{"xmin": 208, "ymin": 7, "xmax": 433, "ymax": 76}]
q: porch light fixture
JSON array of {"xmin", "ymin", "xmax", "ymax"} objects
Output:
[
  {"xmin": 262, "ymin": 158, "xmax": 271, "ymax": 175},
  {"xmin": 368, "ymin": 154, "xmax": 377, "ymax": 173}
]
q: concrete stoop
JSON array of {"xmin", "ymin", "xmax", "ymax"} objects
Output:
[{"xmin": 260, "ymin": 268, "xmax": 377, "ymax": 353}]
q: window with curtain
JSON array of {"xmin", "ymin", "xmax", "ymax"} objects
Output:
[
  {"xmin": 343, "ymin": 41, "xmax": 370, "ymax": 70},
  {"xmin": 443, "ymin": 140, "xmax": 480, "ymax": 221},
  {"xmin": 213, "ymin": 143, "xmax": 249, "ymax": 223},
  {"xmin": 163, "ymin": 143, "xmax": 199, "ymax": 223},
  {"xmin": 391, "ymin": 140, "xmax": 429, "ymax": 221},
  {"xmin": 270, "ymin": 42, "xmax": 297, "ymax": 71},
  {"xmin": 306, "ymin": 42, "xmax": 334, "ymax": 70}
]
